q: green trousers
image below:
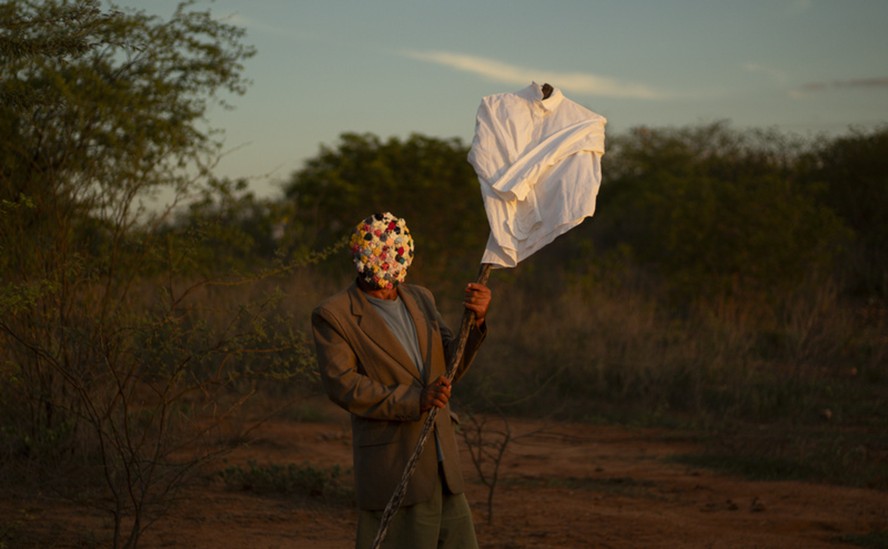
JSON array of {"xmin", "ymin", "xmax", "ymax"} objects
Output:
[{"xmin": 356, "ymin": 465, "xmax": 479, "ymax": 549}]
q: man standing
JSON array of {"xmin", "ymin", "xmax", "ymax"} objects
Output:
[{"xmin": 312, "ymin": 212, "xmax": 491, "ymax": 549}]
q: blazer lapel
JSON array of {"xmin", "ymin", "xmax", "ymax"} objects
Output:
[
  {"xmin": 399, "ymin": 286, "xmax": 432, "ymax": 381},
  {"xmin": 348, "ymin": 284, "xmax": 422, "ymax": 383}
]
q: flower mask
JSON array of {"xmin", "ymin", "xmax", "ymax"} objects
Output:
[{"xmin": 350, "ymin": 212, "xmax": 414, "ymax": 290}]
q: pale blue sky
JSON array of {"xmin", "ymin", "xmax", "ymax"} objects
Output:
[{"xmin": 124, "ymin": 1, "xmax": 888, "ymax": 199}]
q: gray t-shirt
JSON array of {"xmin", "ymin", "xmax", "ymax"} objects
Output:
[{"xmin": 365, "ymin": 294, "xmax": 425, "ymax": 379}]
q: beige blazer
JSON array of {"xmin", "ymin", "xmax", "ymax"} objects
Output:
[{"xmin": 311, "ymin": 281, "xmax": 486, "ymax": 510}]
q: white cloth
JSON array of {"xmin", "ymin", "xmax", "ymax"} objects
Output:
[{"xmin": 468, "ymin": 82, "xmax": 606, "ymax": 267}]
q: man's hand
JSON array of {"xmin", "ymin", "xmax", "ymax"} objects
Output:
[
  {"xmin": 464, "ymin": 283, "xmax": 491, "ymax": 327},
  {"xmin": 420, "ymin": 375, "xmax": 452, "ymax": 412}
]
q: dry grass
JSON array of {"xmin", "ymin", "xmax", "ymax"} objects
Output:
[{"xmin": 457, "ymin": 276, "xmax": 887, "ymax": 488}]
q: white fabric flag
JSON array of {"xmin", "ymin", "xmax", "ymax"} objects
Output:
[{"xmin": 468, "ymin": 82, "xmax": 606, "ymax": 268}]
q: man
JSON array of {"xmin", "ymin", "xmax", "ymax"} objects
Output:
[{"xmin": 312, "ymin": 212, "xmax": 491, "ymax": 549}]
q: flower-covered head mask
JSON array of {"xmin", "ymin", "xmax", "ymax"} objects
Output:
[{"xmin": 350, "ymin": 212, "xmax": 414, "ymax": 290}]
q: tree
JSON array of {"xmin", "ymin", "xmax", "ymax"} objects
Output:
[
  {"xmin": 590, "ymin": 123, "xmax": 850, "ymax": 305},
  {"xmin": 282, "ymin": 132, "xmax": 489, "ymax": 289},
  {"xmin": 798, "ymin": 126, "xmax": 888, "ymax": 299},
  {"xmin": 0, "ymin": 3, "xmax": 313, "ymax": 548},
  {"xmin": 165, "ymin": 177, "xmax": 288, "ymax": 273},
  {"xmin": 1, "ymin": 0, "xmax": 255, "ymax": 282}
]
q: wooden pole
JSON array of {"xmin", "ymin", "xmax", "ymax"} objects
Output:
[{"xmin": 370, "ymin": 263, "xmax": 493, "ymax": 549}]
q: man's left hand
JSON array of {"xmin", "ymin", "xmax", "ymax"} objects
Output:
[{"xmin": 463, "ymin": 283, "xmax": 491, "ymax": 327}]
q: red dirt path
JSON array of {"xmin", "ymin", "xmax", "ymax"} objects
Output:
[{"xmin": 5, "ymin": 406, "xmax": 886, "ymax": 548}]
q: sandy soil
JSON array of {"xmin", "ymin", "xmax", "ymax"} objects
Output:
[{"xmin": 5, "ymin": 405, "xmax": 886, "ymax": 548}]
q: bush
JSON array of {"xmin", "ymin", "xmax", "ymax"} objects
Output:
[{"xmin": 220, "ymin": 460, "xmax": 352, "ymax": 503}]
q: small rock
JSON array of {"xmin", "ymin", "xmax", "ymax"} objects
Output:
[{"xmin": 750, "ymin": 497, "xmax": 766, "ymax": 512}]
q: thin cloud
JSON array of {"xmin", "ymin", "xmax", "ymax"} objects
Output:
[
  {"xmin": 744, "ymin": 62, "xmax": 814, "ymax": 100},
  {"xmin": 744, "ymin": 62, "xmax": 789, "ymax": 86},
  {"xmin": 800, "ymin": 77, "xmax": 888, "ymax": 92},
  {"xmin": 402, "ymin": 50, "xmax": 664, "ymax": 100}
]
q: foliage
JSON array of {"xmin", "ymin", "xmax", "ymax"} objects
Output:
[
  {"xmin": 0, "ymin": 0, "xmax": 255, "ymax": 228},
  {"xmin": 276, "ymin": 122, "xmax": 886, "ymax": 492},
  {"xmin": 591, "ymin": 122, "xmax": 851, "ymax": 304},
  {"xmin": 836, "ymin": 530, "xmax": 888, "ymax": 549},
  {"xmin": 1, "ymin": 4, "xmax": 886, "ymax": 534},
  {"xmin": 671, "ymin": 417, "xmax": 888, "ymax": 490},
  {"xmin": 0, "ymin": 2, "xmax": 322, "ymax": 549},
  {"xmin": 459, "ymin": 270, "xmax": 887, "ymax": 487},
  {"xmin": 220, "ymin": 460, "xmax": 352, "ymax": 503},
  {"xmin": 163, "ymin": 177, "xmax": 289, "ymax": 274},
  {"xmin": 797, "ymin": 126, "xmax": 888, "ymax": 298},
  {"xmin": 281, "ymin": 132, "xmax": 489, "ymax": 289}
]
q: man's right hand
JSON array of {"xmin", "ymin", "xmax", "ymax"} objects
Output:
[{"xmin": 420, "ymin": 375, "xmax": 452, "ymax": 412}]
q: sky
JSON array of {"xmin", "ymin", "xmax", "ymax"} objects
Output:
[{"xmin": 122, "ymin": 0, "xmax": 888, "ymax": 201}]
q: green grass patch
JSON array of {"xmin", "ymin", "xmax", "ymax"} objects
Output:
[
  {"xmin": 669, "ymin": 421, "xmax": 888, "ymax": 490},
  {"xmin": 835, "ymin": 530, "xmax": 888, "ymax": 549},
  {"xmin": 220, "ymin": 460, "xmax": 352, "ymax": 504},
  {"xmin": 274, "ymin": 400, "xmax": 335, "ymax": 422}
]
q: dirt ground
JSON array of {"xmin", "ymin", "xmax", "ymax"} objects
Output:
[{"xmin": 5, "ymin": 404, "xmax": 887, "ymax": 549}]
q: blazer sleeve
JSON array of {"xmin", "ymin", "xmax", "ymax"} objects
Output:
[
  {"xmin": 405, "ymin": 283, "xmax": 488, "ymax": 385},
  {"xmin": 312, "ymin": 307, "xmax": 423, "ymax": 422},
  {"xmin": 442, "ymin": 313, "xmax": 488, "ymax": 384}
]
